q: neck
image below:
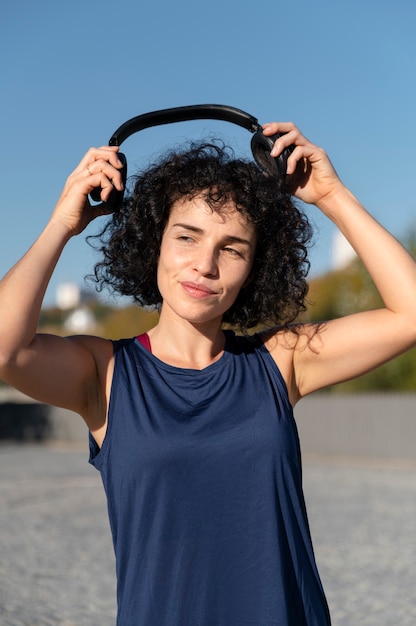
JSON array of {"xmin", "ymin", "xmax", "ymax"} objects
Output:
[{"xmin": 147, "ymin": 307, "xmax": 225, "ymax": 370}]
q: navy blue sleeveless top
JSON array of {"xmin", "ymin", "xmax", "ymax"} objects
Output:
[{"xmin": 89, "ymin": 331, "xmax": 331, "ymax": 625}]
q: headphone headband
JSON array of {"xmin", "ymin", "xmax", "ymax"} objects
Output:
[
  {"xmin": 91, "ymin": 104, "xmax": 294, "ymax": 210},
  {"xmin": 108, "ymin": 104, "xmax": 262, "ymax": 147}
]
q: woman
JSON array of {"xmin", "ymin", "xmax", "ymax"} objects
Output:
[{"xmin": 0, "ymin": 122, "xmax": 415, "ymax": 625}]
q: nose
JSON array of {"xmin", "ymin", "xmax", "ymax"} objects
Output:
[{"xmin": 193, "ymin": 246, "xmax": 219, "ymax": 277}]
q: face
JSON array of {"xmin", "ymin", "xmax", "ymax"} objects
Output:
[{"xmin": 157, "ymin": 194, "xmax": 257, "ymax": 327}]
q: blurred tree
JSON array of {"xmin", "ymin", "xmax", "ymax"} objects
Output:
[
  {"xmin": 96, "ymin": 305, "xmax": 159, "ymax": 339},
  {"xmin": 39, "ymin": 302, "xmax": 158, "ymax": 339}
]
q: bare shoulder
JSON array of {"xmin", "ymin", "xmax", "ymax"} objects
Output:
[
  {"xmin": 69, "ymin": 334, "xmax": 115, "ymax": 363},
  {"xmin": 69, "ymin": 334, "xmax": 115, "ymax": 394},
  {"xmin": 66, "ymin": 334, "xmax": 115, "ymax": 435},
  {"xmin": 259, "ymin": 324, "xmax": 322, "ymax": 406}
]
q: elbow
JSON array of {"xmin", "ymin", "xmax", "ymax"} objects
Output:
[
  {"xmin": 406, "ymin": 308, "xmax": 416, "ymax": 342},
  {"xmin": 399, "ymin": 315, "xmax": 416, "ymax": 351},
  {"xmin": 0, "ymin": 352, "xmax": 18, "ymax": 385},
  {"xmin": 0, "ymin": 343, "xmax": 27, "ymax": 386}
]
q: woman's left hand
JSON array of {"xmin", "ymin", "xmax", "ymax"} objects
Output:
[{"xmin": 262, "ymin": 122, "xmax": 345, "ymax": 208}]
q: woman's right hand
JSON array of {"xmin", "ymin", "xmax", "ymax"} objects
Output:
[
  {"xmin": 51, "ymin": 146, "xmax": 125, "ymax": 236},
  {"xmin": 262, "ymin": 122, "xmax": 345, "ymax": 211}
]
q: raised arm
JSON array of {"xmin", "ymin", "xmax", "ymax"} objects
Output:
[
  {"xmin": 0, "ymin": 147, "xmax": 124, "ymax": 431},
  {"xmin": 262, "ymin": 123, "xmax": 416, "ymax": 401}
]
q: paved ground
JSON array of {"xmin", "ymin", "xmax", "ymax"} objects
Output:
[{"xmin": 0, "ymin": 444, "xmax": 415, "ymax": 626}]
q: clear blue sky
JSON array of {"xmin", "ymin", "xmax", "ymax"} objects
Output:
[{"xmin": 1, "ymin": 0, "xmax": 415, "ymax": 306}]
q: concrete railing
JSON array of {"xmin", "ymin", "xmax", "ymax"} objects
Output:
[
  {"xmin": 295, "ymin": 393, "xmax": 416, "ymax": 462},
  {"xmin": 1, "ymin": 388, "xmax": 415, "ymax": 462}
]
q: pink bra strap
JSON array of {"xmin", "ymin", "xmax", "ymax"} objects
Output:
[{"xmin": 136, "ymin": 333, "xmax": 152, "ymax": 352}]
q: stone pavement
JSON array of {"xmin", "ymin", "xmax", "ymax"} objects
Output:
[{"xmin": 0, "ymin": 444, "xmax": 415, "ymax": 626}]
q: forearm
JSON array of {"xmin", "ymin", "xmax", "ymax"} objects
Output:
[
  {"xmin": 0, "ymin": 218, "xmax": 72, "ymax": 363},
  {"xmin": 317, "ymin": 184, "xmax": 416, "ymax": 319}
]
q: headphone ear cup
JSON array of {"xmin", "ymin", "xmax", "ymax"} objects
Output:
[
  {"xmin": 250, "ymin": 130, "xmax": 294, "ymax": 176},
  {"xmin": 90, "ymin": 152, "xmax": 127, "ymax": 212}
]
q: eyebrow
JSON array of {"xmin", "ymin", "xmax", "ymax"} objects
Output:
[{"xmin": 171, "ymin": 222, "xmax": 254, "ymax": 247}]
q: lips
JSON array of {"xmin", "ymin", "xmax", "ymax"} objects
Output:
[{"xmin": 180, "ymin": 281, "xmax": 218, "ymax": 299}]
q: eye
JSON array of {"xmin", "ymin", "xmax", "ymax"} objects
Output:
[
  {"xmin": 177, "ymin": 235, "xmax": 195, "ymax": 243},
  {"xmin": 223, "ymin": 246, "xmax": 244, "ymax": 258}
]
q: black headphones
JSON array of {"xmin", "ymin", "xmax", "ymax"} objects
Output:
[{"xmin": 91, "ymin": 104, "xmax": 294, "ymax": 212}]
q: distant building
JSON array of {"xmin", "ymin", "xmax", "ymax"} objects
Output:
[
  {"xmin": 56, "ymin": 282, "xmax": 98, "ymax": 310},
  {"xmin": 56, "ymin": 283, "xmax": 81, "ymax": 310},
  {"xmin": 332, "ymin": 230, "xmax": 357, "ymax": 270},
  {"xmin": 63, "ymin": 307, "xmax": 96, "ymax": 333},
  {"xmin": 56, "ymin": 282, "xmax": 98, "ymax": 333}
]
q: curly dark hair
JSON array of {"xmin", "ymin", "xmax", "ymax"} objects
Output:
[{"xmin": 91, "ymin": 140, "xmax": 313, "ymax": 330}]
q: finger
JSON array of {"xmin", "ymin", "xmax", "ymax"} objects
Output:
[
  {"xmin": 262, "ymin": 121, "xmax": 298, "ymax": 136},
  {"xmin": 262, "ymin": 123, "xmax": 309, "ymax": 151},
  {"xmin": 84, "ymin": 174, "xmax": 119, "ymax": 206},
  {"xmin": 269, "ymin": 130, "xmax": 300, "ymax": 157},
  {"xmin": 286, "ymin": 146, "xmax": 308, "ymax": 176},
  {"xmin": 261, "ymin": 124, "xmax": 316, "ymax": 175},
  {"xmin": 75, "ymin": 146, "xmax": 123, "ymax": 174},
  {"xmin": 83, "ymin": 160, "xmax": 124, "ymax": 192},
  {"xmin": 286, "ymin": 144, "xmax": 326, "ymax": 176}
]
